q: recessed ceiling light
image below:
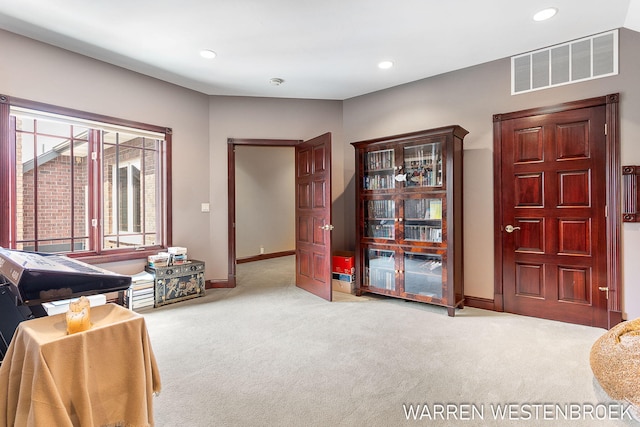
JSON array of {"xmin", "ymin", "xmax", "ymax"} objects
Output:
[
  {"xmin": 533, "ymin": 8, "xmax": 558, "ymax": 21},
  {"xmin": 199, "ymin": 49, "xmax": 217, "ymax": 59},
  {"xmin": 378, "ymin": 60, "xmax": 394, "ymax": 69}
]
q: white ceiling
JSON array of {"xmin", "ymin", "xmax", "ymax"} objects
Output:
[{"xmin": 0, "ymin": 0, "xmax": 637, "ymax": 100}]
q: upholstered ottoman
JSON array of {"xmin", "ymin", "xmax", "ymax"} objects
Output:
[{"xmin": 590, "ymin": 318, "xmax": 640, "ymax": 415}]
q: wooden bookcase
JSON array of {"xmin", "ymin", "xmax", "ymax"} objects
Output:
[{"xmin": 351, "ymin": 126, "xmax": 468, "ymax": 316}]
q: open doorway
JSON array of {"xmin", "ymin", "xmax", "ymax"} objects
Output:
[
  {"xmin": 227, "ymin": 138, "xmax": 300, "ymax": 288},
  {"xmin": 234, "ymin": 145, "xmax": 296, "ymax": 262},
  {"xmin": 227, "ymin": 135, "xmax": 334, "ymax": 301}
]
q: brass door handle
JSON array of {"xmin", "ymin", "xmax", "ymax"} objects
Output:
[
  {"xmin": 505, "ymin": 225, "xmax": 521, "ymax": 233},
  {"xmin": 319, "ymin": 224, "xmax": 335, "ymax": 231}
]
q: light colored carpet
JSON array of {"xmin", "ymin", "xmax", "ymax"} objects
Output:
[{"xmin": 142, "ymin": 256, "xmax": 638, "ymax": 426}]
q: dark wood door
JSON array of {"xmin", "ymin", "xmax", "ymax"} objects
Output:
[
  {"xmin": 295, "ymin": 133, "xmax": 332, "ymax": 301},
  {"xmin": 500, "ymin": 105, "xmax": 608, "ymax": 327}
]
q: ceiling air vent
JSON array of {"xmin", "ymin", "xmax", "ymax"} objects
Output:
[{"xmin": 512, "ymin": 29, "xmax": 618, "ymax": 95}]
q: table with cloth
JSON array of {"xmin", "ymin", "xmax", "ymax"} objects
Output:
[{"xmin": 0, "ymin": 303, "xmax": 161, "ymax": 427}]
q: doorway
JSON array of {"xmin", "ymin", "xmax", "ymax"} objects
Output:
[
  {"xmin": 228, "ymin": 134, "xmax": 333, "ymax": 301},
  {"xmin": 234, "ymin": 145, "xmax": 296, "ymax": 261},
  {"xmin": 493, "ymin": 94, "xmax": 621, "ymax": 328}
]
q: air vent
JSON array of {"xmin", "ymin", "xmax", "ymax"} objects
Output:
[{"xmin": 512, "ymin": 29, "xmax": 618, "ymax": 95}]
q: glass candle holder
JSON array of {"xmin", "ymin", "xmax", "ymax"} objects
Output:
[{"xmin": 66, "ymin": 296, "xmax": 92, "ymax": 334}]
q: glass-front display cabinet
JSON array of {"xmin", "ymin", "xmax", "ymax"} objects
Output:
[{"xmin": 352, "ymin": 126, "xmax": 467, "ymax": 316}]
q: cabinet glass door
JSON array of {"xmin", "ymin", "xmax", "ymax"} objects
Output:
[
  {"xmin": 403, "ymin": 197, "xmax": 443, "ymax": 243},
  {"xmin": 404, "ymin": 252, "xmax": 442, "ymax": 298},
  {"xmin": 364, "ymin": 148, "xmax": 395, "ymax": 190},
  {"xmin": 365, "ymin": 248, "xmax": 395, "ymax": 290},
  {"xmin": 365, "ymin": 199, "xmax": 395, "ymax": 239},
  {"xmin": 403, "ymin": 142, "xmax": 442, "ymax": 187}
]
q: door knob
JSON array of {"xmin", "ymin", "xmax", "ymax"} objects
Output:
[
  {"xmin": 504, "ymin": 225, "xmax": 521, "ymax": 233},
  {"xmin": 319, "ymin": 224, "xmax": 335, "ymax": 231}
]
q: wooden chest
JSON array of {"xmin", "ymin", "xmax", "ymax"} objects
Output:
[{"xmin": 145, "ymin": 260, "xmax": 205, "ymax": 307}]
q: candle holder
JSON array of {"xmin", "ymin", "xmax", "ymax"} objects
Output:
[{"xmin": 65, "ymin": 296, "xmax": 92, "ymax": 334}]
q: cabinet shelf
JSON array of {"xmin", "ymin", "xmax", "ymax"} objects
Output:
[
  {"xmin": 365, "ymin": 167, "xmax": 395, "ymax": 172},
  {"xmin": 352, "ymin": 126, "xmax": 467, "ymax": 316}
]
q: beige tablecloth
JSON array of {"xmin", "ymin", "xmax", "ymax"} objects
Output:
[{"xmin": 0, "ymin": 303, "xmax": 161, "ymax": 427}]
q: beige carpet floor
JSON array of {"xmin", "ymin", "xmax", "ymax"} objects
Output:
[{"xmin": 142, "ymin": 256, "xmax": 638, "ymax": 426}]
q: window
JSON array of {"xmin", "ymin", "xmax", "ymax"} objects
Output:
[
  {"xmin": 0, "ymin": 95, "xmax": 172, "ymax": 263},
  {"xmin": 115, "ymin": 161, "xmax": 142, "ymax": 234}
]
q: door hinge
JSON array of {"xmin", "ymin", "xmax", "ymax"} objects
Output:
[
  {"xmin": 91, "ymin": 152, "xmax": 98, "ymax": 161},
  {"xmin": 604, "ymin": 123, "xmax": 607, "ymax": 135},
  {"xmin": 605, "ymin": 205, "xmax": 608, "ymax": 218},
  {"xmin": 91, "ymin": 218, "xmax": 98, "ymax": 227}
]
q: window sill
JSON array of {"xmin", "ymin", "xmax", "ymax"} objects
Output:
[{"xmin": 68, "ymin": 247, "xmax": 165, "ymax": 265}]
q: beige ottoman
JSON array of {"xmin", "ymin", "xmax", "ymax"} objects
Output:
[{"xmin": 590, "ymin": 318, "xmax": 640, "ymax": 414}]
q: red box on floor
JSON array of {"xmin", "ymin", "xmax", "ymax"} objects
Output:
[{"xmin": 332, "ymin": 251, "xmax": 354, "ymax": 275}]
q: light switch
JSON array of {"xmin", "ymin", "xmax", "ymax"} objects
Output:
[{"xmin": 201, "ymin": 203, "xmax": 210, "ymax": 212}]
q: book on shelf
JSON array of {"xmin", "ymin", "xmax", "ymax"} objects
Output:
[
  {"xmin": 367, "ymin": 224, "xmax": 388, "ymax": 238},
  {"xmin": 366, "ymin": 268, "xmax": 395, "ymax": 290},
  {"xmin": 366, "ymin": 149, "xmax": 393, "ymax": 171},
  {"xmin": 404, "ymin": 225, "xmax": 442, "ymax": 242},
  {"xmin": 368, "ymin": 199, "xmax": 394, "ymax": 218},
  {"xmin": 429, "ymin": 199, "xmax": 442, "ymax": 220}
]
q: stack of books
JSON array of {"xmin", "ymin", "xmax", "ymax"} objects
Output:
[
  {"xmin": 168, "ymin": 246, "xmax": 188, "ymax": 265},
  {"xmin": 124, "ymin": 270, "xmax": 155, "ymax": 311},
  {"xmin": 147, "ymin": 246, "xmax": 189, "ymax": 267},
  {"xmin": 147, "ymin": 253, "xmax": 170, "ymax": 268}
]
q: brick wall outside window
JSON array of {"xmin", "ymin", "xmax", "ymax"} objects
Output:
[{"xmin": 20, "ymin": 154, "xmax": 88, "ymax": 251}]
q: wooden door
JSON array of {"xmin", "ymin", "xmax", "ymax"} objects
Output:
[
  {"xmin": 295, "ymin": 133, "xmax": 332, "ymax": 301},
  {"xmin": 498, "ymin": 104, "xmax": 609, "ymax": 327}
]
